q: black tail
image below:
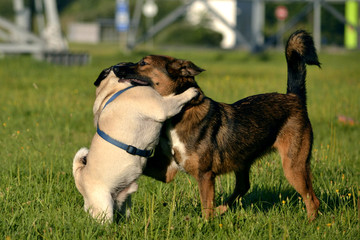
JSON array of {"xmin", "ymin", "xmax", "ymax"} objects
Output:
[{"xmin": 286, "ymin": 30, "xmax": 321, "ymax": 105}]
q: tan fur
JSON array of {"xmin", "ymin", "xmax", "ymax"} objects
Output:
[{"xmin": 72, "ymin": 70, "xmax": 198, "ymax": 223}]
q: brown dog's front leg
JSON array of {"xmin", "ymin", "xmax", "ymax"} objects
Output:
[
  {"xmin": 143, "ymin": 157, "xmax": 178, "ymax": 183},
  {"xmin": 143, "ymin": 140, "xmax": 178, "ymax": 183},
  {"xmin": 198, "ymin": 171, "xmax": 215, "ymax": 219}
]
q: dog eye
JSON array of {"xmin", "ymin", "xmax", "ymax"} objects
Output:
[{"xmin": 139, "ymin": 60, "xmax": 148, "ymax": 66}]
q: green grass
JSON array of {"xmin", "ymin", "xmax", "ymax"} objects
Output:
[{"xmin": 0, "ymin": 46, "xmax": 359, "ymax": 239}]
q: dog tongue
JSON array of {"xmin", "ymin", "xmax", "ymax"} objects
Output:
[
  {"xmin": 129, "ymin": 78, "xmax": 149, "ymax": 86},
  {"xmin": 118, "ymin": 76, "xmax": 149, "ymax": 86}
]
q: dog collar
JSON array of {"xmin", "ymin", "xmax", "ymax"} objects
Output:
[{"xmin": 97, "ymin": 85, "xmax": 154, "ymax": 158}]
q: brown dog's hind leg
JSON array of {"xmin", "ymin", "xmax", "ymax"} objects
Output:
[
  {"xmin": 227, "ymin": 169, "xmax": 251, "ymax": 205},
  {"xmin": 198, "ymin": 171, "xmax": 216, "ymax": 219},
  {"xmin": 216, "ymin": 169, "xmax": 250, "ymax": 215},
  {"xmin": 275, "ymin": 122, "xmax": 319, "ymax": 221}
]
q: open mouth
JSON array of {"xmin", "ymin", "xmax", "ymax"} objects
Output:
[
  {"xmin": 129, "ymin": 78, "xmax": 150, "ymax": 86},
  {"xmin": 112, "ymin": 65, "xmax": 151, "ymax": 86},
  {"xmin": 119, "ymin": 77, "xmax": 150, "ymax": 86}
]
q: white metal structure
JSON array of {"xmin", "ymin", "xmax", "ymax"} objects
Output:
[
  {"xmin": 128, "ymin": 0, "xmax": 359, "ymax": 51},
  {"xmin": 188, "ymin": 0, "xmax": 238, "ymax": 49},
  {"xmin": 0, "ymin": 0, "xmax": 68, "ymax": 55}
]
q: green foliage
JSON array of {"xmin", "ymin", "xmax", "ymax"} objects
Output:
[
  {"xmin": 155, "ymin": 22, "xmax": 223, "ymax": 47},
  {"xmin": 0, "ymin": 48, "xmax": 359, "ymax": 239},
  {"xmin": 265, "ymin": 3, "xmax": 346, "ymax": 45},
  {"xmin": 61, "ymin": 0, "xmax": 116, "ymax": 22},
  {"xmin": 0, "ymin": 0, "xmax": 13, "ymax": 19}
]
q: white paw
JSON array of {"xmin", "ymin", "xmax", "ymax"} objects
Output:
[
  {"xmin": 185, "ymin": 87, "xmax": 199, "ymax": 99},
  {"xmin": 127, "ymin": 182, "xmax": 138, "ymax": 194}
]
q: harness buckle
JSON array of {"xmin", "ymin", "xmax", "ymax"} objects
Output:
[
  {"xmin": 149, "ymin": 149, "xmax": 155, "ymax": 158},
  {"xmin": 126, "ymin": 145, "xmax": 137, "ymax": 155}
]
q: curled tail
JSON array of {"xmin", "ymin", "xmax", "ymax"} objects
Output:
[
  {"xmin": 286, "ymin": 30, "xmax": 321, "ymax": 105},
  {"xmin": 73, "ymin": 147, "xmax": 89, "ymax": 177}
]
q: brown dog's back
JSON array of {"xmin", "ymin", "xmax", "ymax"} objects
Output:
[{"xmin": 171, "ymin": 91, "xmax": 307, "ymax": 175}]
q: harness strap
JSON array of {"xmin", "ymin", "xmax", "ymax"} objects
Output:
[
  {"xmin": 103, "ymin": 85, "xmax": 135, "ymax": 109},
  {"xmin": 97, "ymin": 85, "xmax": 154, "ymax": 158},
  {"xmin": 97, "ymin": 124, "xmax": 154, "ymax": 157}
]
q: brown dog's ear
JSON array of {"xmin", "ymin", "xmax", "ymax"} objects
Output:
[
  {"xmin": 94, "ymin": 67, "xmax": 112, "ymax": 86},
  {"xmin": 167, "ymin": 60, "xmax": 205, "ymax": 77}
]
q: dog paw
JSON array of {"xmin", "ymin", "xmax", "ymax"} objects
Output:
[
  {"xmin": 215, "ymin": 205, "xmax": 228, "ymax": 216},
  {"xmin": 127, "ymin": 182, "xmax": 138, "ymax": 194},
  {"xmin": 185, "ymin": 87, "xmax": 199, "ymax": 99}
]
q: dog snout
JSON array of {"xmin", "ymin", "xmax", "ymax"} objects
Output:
[
  {"xmin": 115, "ymin": 62, "xmax": 135, "ymax": 67},
  {"xmin": 112, "ymin": 62, "xmax": 136, "ymax": 78}
]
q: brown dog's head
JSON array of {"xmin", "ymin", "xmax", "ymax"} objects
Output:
[
  {"xmin": 96, "ymin": 55, "xmax": 204, "ymax": 96},
  {"xmin": 145, "ymin": 55, "xmax": 205, "ymax": 96}
]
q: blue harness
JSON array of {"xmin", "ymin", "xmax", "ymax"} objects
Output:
[{"xmin": 96, "ymin": 85, "xmax": 154, "ymax": 158}]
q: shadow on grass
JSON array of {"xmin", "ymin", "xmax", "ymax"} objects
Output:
[
  {"xmin": 216, "ymin": 185, "xmax": 353, "ymax": 216},
  {"xmin": 217, "ymin": 185, "xmax": 298, "ymax": 213}
]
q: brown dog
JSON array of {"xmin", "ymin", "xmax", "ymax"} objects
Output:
[{"xmin": 115, "ymin": 30, "xmax": 320, "ymax": 221}]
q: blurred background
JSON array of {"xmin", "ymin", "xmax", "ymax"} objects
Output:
[
  {"xmin": 0, "ymin": 3, "xmax": 359, "ymax": 238},
  {"xmin": 0, "ymin": 0, "xmax": 359, "ymax": 64}
]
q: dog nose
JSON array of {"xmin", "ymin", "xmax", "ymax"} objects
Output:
[
  {"xmin": 112, "ymin": 66, "xmax": 123, "ymax": 76},
  {"xmin": 112, "ymin": 62, "xmax": 137, "ymax": 78}
]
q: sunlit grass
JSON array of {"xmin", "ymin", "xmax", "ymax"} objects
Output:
[{"xmin": 0, "ymin": 47, "xmax": 359, "ymax": 239}]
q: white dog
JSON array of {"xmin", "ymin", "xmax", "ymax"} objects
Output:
[{"xmin": 73, "ymin": 64, "xmax": 198, "ymax": 223}]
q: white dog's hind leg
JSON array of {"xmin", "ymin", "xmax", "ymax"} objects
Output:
[
  {"xmin": 73, "ymin": 148, "xmax": 89, "ymax": 209},
  {"xmin": 87, "ymin": 189, "xmax": 114, "ymax": 223}
]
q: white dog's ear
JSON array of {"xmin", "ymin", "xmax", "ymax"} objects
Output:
[{"xmin": 94, "ymin": 67, "xmax": 112, "ymax": 86}]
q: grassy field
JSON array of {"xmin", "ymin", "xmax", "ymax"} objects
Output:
[{"xmin": 0, "ymin": 46, "xmax": 359, "ymax": 239}]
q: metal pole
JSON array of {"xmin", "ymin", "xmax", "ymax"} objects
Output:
[
  {"xmin": 251, "ymin": 0, "xmax": 265, "ymax": 51},
  {"xmin": 313, "ymin": 0, "xmax": 321, "ymax": 50},
  {"xmin": 13, "ymin": 0, "xmax": 28, "ymax": 42},
  {"xmin": 127, "ymin": 0, "xmax": 144, "ymax": 49},
  {"xmin": 34, "ymin": 0, "xmax": 45, "ymax": 36},
  {"xmin": 13, "ymin": 0, "xmax": 26, "ymax": 29},
  {"xmin": 43, "ymin": 0, "xmax": 68, "ymax": 51}
]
